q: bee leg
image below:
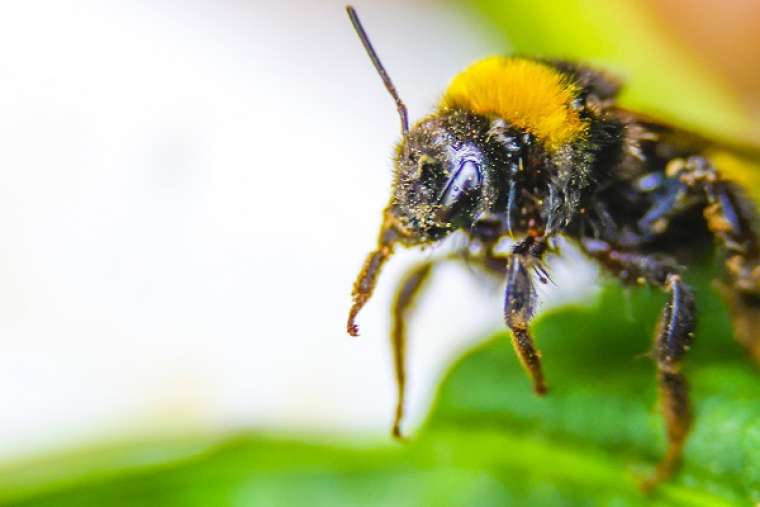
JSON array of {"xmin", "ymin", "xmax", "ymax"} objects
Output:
[
  {"xmin": 347, "ymin": 209, "xmax": 402, "ymax": 337},
  {"xmin": 704, "ymin": 182, "xmax": 760, "ymax": 362},
  {"xmin": 645, "ymin": 273, "xmax": 696, "ymax": 491},
  {"xmin": 580, "ymin": 238, "xmax": 694, "ymax": 489},
  {"xmin": 667, "ymin": 156, "xmax": 760, "ymax": 361},
  {"xmin": 504, "ymin": 253, "xmax": 547, "ymax": 395},
  {"xmin": 718, "ymin": 288, "xmax": 760, "ymax": 363},
  {"xmin": 389, "ymin": 260, "xmax": 434, "ymax": 439}
]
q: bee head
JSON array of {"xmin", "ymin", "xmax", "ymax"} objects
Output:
[
  {"xmin": 345, "ymin": 5, "xmax": 601, "ymax": 337},
  {"xmin": 391, "ymin": 117, "xmax": 487, "ymax": 244},
  {"xmin": 345, "ymin": 6, "xmax": 491, "ymax": 247}
]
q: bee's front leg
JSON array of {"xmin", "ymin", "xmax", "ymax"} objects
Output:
[{"xmin": 503, "ymin": 240, "xmax": 548, "ymax": 395}]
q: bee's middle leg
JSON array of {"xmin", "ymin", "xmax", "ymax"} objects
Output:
[
  {"xmin": 389, "ymin": 260, "xmax": 434, "ymax": 439},
  {"xmin": 581, "ymin": 238, "xmax": 695, "ymax": 489}
]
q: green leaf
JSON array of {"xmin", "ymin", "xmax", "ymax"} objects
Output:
[{"xmin": 3, "ymin": 275, "xmax": 759, "ymax": 506}]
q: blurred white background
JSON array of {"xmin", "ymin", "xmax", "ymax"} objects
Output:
[{"xmin": 0, "ymin": 0, "xmax": 597, "ymax": 461}]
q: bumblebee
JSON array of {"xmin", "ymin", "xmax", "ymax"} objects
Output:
[{"xmin": 345, "ymin": 6, "xmax": 760, "ymax": 488}]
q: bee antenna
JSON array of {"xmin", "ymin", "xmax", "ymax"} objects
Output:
[{"xmin": 346, "ymin": 5, "xmax": 409, "ymax": 135}]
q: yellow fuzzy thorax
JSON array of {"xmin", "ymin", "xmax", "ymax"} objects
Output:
[{"xmin": 441, "ymin": 57, "xmax": 588, "ymax": 150}]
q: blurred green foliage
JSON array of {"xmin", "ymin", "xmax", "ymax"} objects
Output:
[{"xmin": 2, "ymin": 275, "xmax": 759, "ymax": 506}]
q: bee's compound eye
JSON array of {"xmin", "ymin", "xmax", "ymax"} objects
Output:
[{"xmin": 439, "ymin": 160, "xmax": 482, "ymax": 209}]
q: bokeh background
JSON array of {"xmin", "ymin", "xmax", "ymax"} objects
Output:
[{"xmin": 0, "ymin": 0, "xmax": 759, "ymax": 504}]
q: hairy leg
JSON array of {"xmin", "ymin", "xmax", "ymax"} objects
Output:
[
  {"xmin": 581, "ymin": 238, "xmax": 695, "ymax": 489},
  {"xmin": 389, "ymin": 260, "xmax": 434, "ymax": 439},
  {"xmin": 647, "ymin": 274, "xmax": 696, "ymax": 490},
  {"xmin": 386, "ymin": 236, "xmax": 546, "ymax": 439},
  {"xmin": 504, "ymin": 253, "xmax": 547, "ymax": 394},
  {"xmin": 499, "ymin": 238, "xmax": 551, "ymax": 395},
  {"xmin": 665, "ymin": 156, "xmax": 760, "ymax": 360},
  {"xmin": 347, "ymin": 208, "xmax": 403, "ymax": 337}
]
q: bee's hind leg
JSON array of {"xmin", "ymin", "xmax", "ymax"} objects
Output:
[
  {"xmin": 667, "ymin": 156, "xmax": 760, "ymax": 362},
  {"xmin": 719, "ymin": 288, "xmax": 760, "ymax": 363}
]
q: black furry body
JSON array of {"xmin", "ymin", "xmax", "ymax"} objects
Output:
[{"xmin": 348, "ymin": 58, "xmax": 760, "ymax": 489}]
